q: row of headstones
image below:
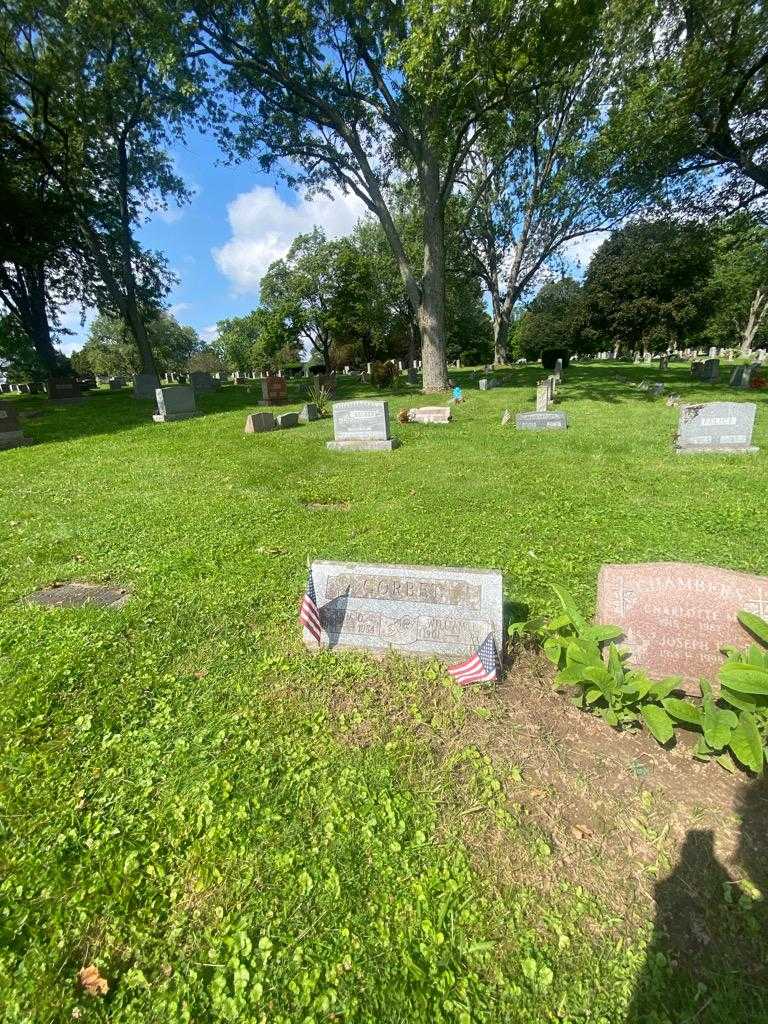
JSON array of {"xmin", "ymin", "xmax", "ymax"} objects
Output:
[
  {"xmin": 689, "ymin": 359, "xmax": 765, "ymax": 387},
  {"xmin": 516, "ymin": 358, "xmax": 567, "ymax": 431}
]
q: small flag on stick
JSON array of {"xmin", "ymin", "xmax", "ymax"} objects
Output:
[
  {"xmin": 447, "ymin": 633, "xmax": 498, "ymax": 686},
  {"xmin": 299, "ymin": 567, "xmax": 322, "ymax": 642}
]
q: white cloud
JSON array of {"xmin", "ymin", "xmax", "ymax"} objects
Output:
[
  {"xmin": 168, "ymin": 301, "xmax": 191, "ymax": 318},
  {"xmin": 57, "ymin": 302, "xmax": 95, "ymax": 354},
  {"xmin": 213, "ymin": 184, "xmax": 367, "ymax": 293},
  {"xmin": 200, "ymin": 324, "xmax": 219, "ymax": 343},
  {"xmin": 561, "ymin": 231, "xmax": 610, "ymax": 274}
]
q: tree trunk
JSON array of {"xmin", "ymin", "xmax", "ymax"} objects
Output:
[
  {"xmin": 407, "ymin": 318, "xmax": 420, "ymax": 383},
  {"xmin": 493, "ymin": 312, "xmax": 509, "ymax": 365},
  {"xmin": 27, "ymin": 265, "xmax": 60, "ymax": 376},
  {"xmin": 419, "ymin": 159, "xmax": 449, "ymax": 393},
  {"xmin": 741, "ymin": 287, "xmax": 767, "ymax": 357}
]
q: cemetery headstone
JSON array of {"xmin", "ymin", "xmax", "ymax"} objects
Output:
[
  {"xmin": 153, "ymin": 386, "xmax": 198, "ymax": 423},
  {"xmin": 690, "ymin": 361, "xmax": 704, "ymax": 379},
  {"xmin": 190, "ymin": 371, "xmax": 218, "ymax": 392},
  {"xmin": 133, "ymin": 373, "xmax": 160, "ymax": 399},
  {"xmin": 408, "ymin": 406, "xmax": 451, "ymax": 424},
  {"xmin": 275, "ymin": 412, "xmax": 299, "ymax": 428},
  {"xmin": 47, "ymin": 377, "xmax": 82, "ymax": 403},
  {"xmin": 303, "ymin": 560, "xmax": 503, "ymax": 664},
  {"xmin": 659, "ymin": 355, "xmax": 669, "ymax": 370},
  {"xmin": 649, "ymin": 382, "xmax": 665, "ymax": 397},
  {"xmin": 597, "ymin": 562, "xmax": 768, "ymax": 693},
  {"xmin": 0, "ymin": 400, "xmax": 33, "ymax": 450},
  {"xmin": 501, "ymin": 409, "xmax": 511, "ymax": 426},
  {"xmin": 675, "ymin": 401, "xmax": 758, "ymax": 454},
  {"xmin": 109, "ymin": 377, "xmax": 126, "ymax": 390},
  {"xmin": 244, "ymin": 412, "xmax": 275, "ymax": 433},
  {"xmin": 554, "ymin": 357, "xmax": 563, "ymax": 379},
  {"xmin": 261, "ymin": 376, "xmax": 287, "ymax": 405},
  {"xmin": 701, "ymin": 358, "xmax": 720, "ymax": 382},
  {"xmin": 633, "ymin": 352, "xmax": 641, "ymax": 364},
  {"xmin": 299, "ymin": 402, "xmax": 319, "ymax": 423},
  {"xmin": 478, "ymin": 378, "xmax": 493, "ymax": 391},
  {"xmin": 709, "ymin": 346, "xmax": 718, "ymax": 358},
  {"xmin": 536, "ymin": 383, "xmax": 550, "ymax": 412},
  {"xmin": 515, "ymin": 411, "xmax": 568, "ymax": 430},
  {"xmin": 643, "ymin": 352, "xmax": 652, "ymax": 364},
  {"xmin": 327, "ymin": 400, "xmax": 400, "ymax": 451}
]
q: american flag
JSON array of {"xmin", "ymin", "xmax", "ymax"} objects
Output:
[
  {"xmin": 299, "ymin": 567, "xmax": 322, "ymax": 642},
  {"xmin": 447, "ymin": 633, "xmax": 498, "ymax": 686}
]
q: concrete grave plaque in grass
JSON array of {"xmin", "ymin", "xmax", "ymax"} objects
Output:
[
  {"xmin": 261, "ymin": 376, "xmax": 287, "ymax": 405},
  {"xmin": 25, "ymin": 581, "xmax": 129, "ymax": 609},
  {"xmin": 276, "ymin": 412, "xmax": 299, "ymax": 428},
  {"xmin": 327, "ymin": 400, "xmax": 400, "ymax": 451},
  {"xmin": 133, "ymin": 373, "xmax": 161, "ymax": 399},
  {"xmin": 675, "ymin": 401, "xmax": 758, "ymax": 454},
  {"xmin": 515, "ymin": 411, "xmax": 568, "ymax": 430},
  {"xmin": 597, "ymin": 562, "xmax": 768, "ymax": 693},
  {"xmin": 0, "ymin": 400, "xmax": 33, "ymax": 450},
  {"xmin": 408, "ymin": 406, "xmax": 451, "ymax": 424},
  {"xmin": 299, "ymin": 402, "xmax": 319, "ymax": 423},
  {"xmin": 245, "ymin": 412, "xmax": 275, "ymax": 433},
  {"xmin": 303, "ymin": 560, "xmax": 503, "ymax": 663},
  {"xmin": 153, "ymin": 386, "xmax": 198, "ymax": 423},
  {"xmin": 47, "ymin": 377, "xmax": 82, "ymax": 403}
]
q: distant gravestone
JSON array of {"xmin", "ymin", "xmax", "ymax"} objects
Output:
[
  {"xmin": 675, "ymin": 401, "xmax": 758, "ymax": 454},
  {"xmin": 501, "ymin": 409, "xmax": 511, "ymax": 426},
  {"xmin": 659, "ymin": 354, "xmax": 669, "ymax": 370},
  {"xmin": 649, "ymin": 382, "xmax": 665, "ymax": 397},
  {"xmin": 276, "ymin": 412, "xmax": 299, "ymax": 428},
  {"xmin": 327, "ymin": 400, "xmax": 400, "ymax": 451},
  {"xmin": 0, "ymin": 400, "xmax": 33, "ymax": 450},
  {"xmin": 701, "ymin": 358, "xmax": 720, "ymax": 382},
  {"xmin": 109, "ymin": 377, "xmax": 126, "ymax": 391},
  {"xmin": 633, "ymin": 352, "xmax": 641, "ymax": 364},
  {"xmin": 133, "ymin": 373, "xmax": 160, "ymax": 399},
  {"xmin": 536, "ymin": 383, "xmax": 550, "ymax": 412},
  {"xmin": 554, "ymin": 358, "xmax": 563, "ymax": 379},
  {"xmin": 153, "ymin": 386, "xmax": 197, "ymax": 423},
  {"xmin": 597, "ymin": 562, "xmax": 768, "ymax": 693},
  {"xmin": 709, "ymin": 346, "xmax": 718, "ymax": 358},
  {"xmin": 302, "ymin": 560, "xmax": 503, "ymax": 664},
  {"xmin": 261, "ymin": 377, "xmax": 287, "ymax": 405},
  {"xmin": 478, "ymin": 378, "xmax": 493, "ymax": 391},
  {"xmin": 408, "ymin": 406, "xmax": 451, "ymax": 424},
  {"xmin": 515, "ymin": 411, "xmax": 567, "ymax": 430},
  {"xmin": 47, "ymin": 377, "xmax": 82, "ymax": 403},
  {"xmin": 245, "ymin": 412, "xmax": 275, "ymax": 433},
  {"xmin": 690, "ymin": 361, "xmax": 704, "ymax": 379},
  {"xmin": 299, "ymin": 402, "xmax": 319, "ymax": 423},
  {"xmin": 190, "ymin": 371, "xmax": 218, "ymax": 392}
]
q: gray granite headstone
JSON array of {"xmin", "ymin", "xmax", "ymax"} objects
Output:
[
  {"xmin": 47, "ymin": 377, "xmax": 82, "ymax": 402},
  {"xmin": 299, "ymin": 402, "xmax": 319, "ymax": 423},
  {"xmin": 153, "ymin": 386, "xmax": 197, "ymax": 422},
  {"xmin": 25, "ymin": 582, "xmax": 129, "ymax": 608},
  {"xmin": 327, "ymin": 400, "xmax": 399, "ymax": 451},
  {"xmin": 133, "ymin": 373, "xmax": 161, "ymax": 399},
  {"xmin": 244, "ymin": 412, "xmax": 275, "ymax": 433},
  {"xmin": 675, "ymin": 401, "xmax": 758, "ymax": 454},
  {"xmin": 515, "ymin": 411, "xmax": 568, "ymax": 430},
  {"xmin": 303, "ymin": 559, "xmax": 503, "ymax": 664},
  {"xmin": 0, "ymin": 400, "xmax": 33, "ymax": 450},
  {"xmin": 276, "ymin": 412, "xmax": 299, "ymax": 428},
  {"xmin": 701, "ymin": 358, "xmax": 720, "ymax": 382},
  {"xmin": 554, "ymin": 358, "xmax": 563, "ymax": 379}
]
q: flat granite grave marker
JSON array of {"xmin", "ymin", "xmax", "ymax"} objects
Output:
[
  {"xmin": 26, "ymin": 581, "xmax": 129, "ymax": 609},
  {"xmin": 244, "ymin": 412, "xmax": 275, "ymax": 433},
  {"xmin": 408, "ymin": 406, "xmax": 451, "ymax": 424},
  {"xmin": 597, "ymin": 562, "xmax": 768, "ymax": 693},
  {"xmin": 327, "ymin": 400, "xmax": 400, "ymax": 451},
  {"xmin": 303, "ymin": 560, "xmax": 503, "ymax": 662},
  {"xmin": 153, "ymin": 386, "xmax": 198, "ymax": 423},
  {"xmin": 675, "ymin": 401, "xmax": 758, "ymax": 454},
  {"xmin": 0, "ymin": 400, "xmax": 33, "ymax": 450},
  {"xmin": 515, "ymin": 411, "xmax": 568, "ymax": 430}
]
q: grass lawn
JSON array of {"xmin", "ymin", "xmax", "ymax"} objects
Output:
[{"xmin": 1, "ymin": 362, "xmax": 767, "ymax": 1023}]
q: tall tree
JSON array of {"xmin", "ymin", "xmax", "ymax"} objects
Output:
[
  {"xmin": 514, "ymin": 277, "xmax": 585, "ymax": 358},
  {"xmin": 581, "ymin": 219, "xmax": 714, "ymax": 354},
  {"xmin": 610, "ymin": 0, "xmax": 768, "ymax": 212},
  {"xmin": 0, "ymin": 0, "xmax": 197, "ymax": 379},
  {"xmin": 190, "ymin": 0, "xmax": 598, "ymax": 391},
  {"xmin": 73, "ymin": 312, "xmax": 201, "ymax": 376},
  {"xmin": 704, "ymin": 213, "xmax": 768, "ymax": 355}
]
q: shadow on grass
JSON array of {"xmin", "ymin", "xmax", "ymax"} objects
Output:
[{"xmin": 626, "ymin": 776, "xmax": 768, "ymax": 1023}]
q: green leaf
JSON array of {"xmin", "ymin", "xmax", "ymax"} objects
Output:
[
  {"xmin": 693, "ymin": 735, "xmax": 714, "ymax": 761},
  {"xmin": 580, "ymin": 624, "xmax": 624, "ymax": 644},
  {"xmin": 662, "ymin": 698, "xmax": 703, "ymax": 726},
  {"xmin": 583, "ymin": 665, "xmax": 616, "ymax": 697},
  {"xmin": 718, "ymin": 663, "xmax": 768, "ymax": 695},
  {"xmin": 728, "ymin": 712, "xmax": 765, "ymax": 774},
  {"xmin": 556, "ymin": 664, "xmax": 589, "ymax": 684},
  {"xmin": 543, "ymin": 637, "xmax": 563, "ymax": 666},
  {"xmin": 702, "ymin": 705, "xmax": 737, "ymax": 750},
  {"xmin": 719, "ymin": 687, "xmax": 768, "ymax": 713},
  {"xmin": 550, "ymin": 583, "xmax": 587, "ymax": 631},
  {"xmin": 716, "ymin": 752, "xmax": 737, "ymax": 774},
  {"xmin": 583, "ymin": 687, "xmax": 603, "ymax": 705},
  {"xmin": 647, "ymin": 678, "xmax": 680, "ymax": 701},
  {"xmin": 607, "ymin": 644, "xmax": 624, "ymax": 685},
  {"xmin": 640, "ymin": 704, "xmax": 674, "ymax": 745},
  {"xmin": 599, "ymin": 707, "xmax": 619, "ymax": 727},
  {"xmin": 738, "ymin": 611, "xmax": 768, "ymax": 648}
]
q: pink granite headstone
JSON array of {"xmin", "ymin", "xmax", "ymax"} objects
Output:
[{"xmin": 597, "ymin": 562, "xmax": 768, "ymax": 693}]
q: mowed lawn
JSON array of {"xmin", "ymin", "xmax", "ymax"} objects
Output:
[{"xmin": 1, "ymin": 362, "xmax": 767, "ymax": 1023}]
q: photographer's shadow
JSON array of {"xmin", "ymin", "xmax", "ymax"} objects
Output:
[{"xmin": 627, "ymin": 777, "xmax": 768, "ymax": 1022}]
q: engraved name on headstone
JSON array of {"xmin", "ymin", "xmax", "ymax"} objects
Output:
[
  {"xmin": 675, "ymin": 401, "xmax": 757, "ymax": 453},
  {"xmin": 327, "ymin": 400, "xmax": 400, "ymax": 451},
  {"xmin": 304, "ymin": 560, "xmax": 503, "ymax": 662},
  {"xmin": 515, "ymin": 411, "xmax": 568, "ymax": 430},
  {"xmin": 597, "ymin": 562, "xmax": 768, "ymax": 693}
]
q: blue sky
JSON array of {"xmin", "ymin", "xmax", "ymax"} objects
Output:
[
  {"xmin": 59, "ymin": 126, "xmax": 604, "ymax": 355},
  {"xmin": 60, "ymin": 126, "xmax": 367, "ymax": 353}
]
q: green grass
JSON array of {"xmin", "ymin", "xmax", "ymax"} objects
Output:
[{"xmin": 1, "ymin": 363, "xmax": 767, "ymax": 1022}]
